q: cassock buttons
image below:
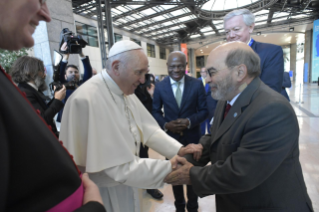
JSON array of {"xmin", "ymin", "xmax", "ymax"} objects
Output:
[{"xmin": 234, "ymin": 112, "xmax": 237, "ymax": 118}]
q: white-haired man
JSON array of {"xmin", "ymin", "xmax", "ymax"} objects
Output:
[
  {"xmin": 224, "ymin": 8, "xmax": 284, "ymax": 93},
  {"xmin": 60, "ymin": 40, "xmax": 202, "ymax": 212}
]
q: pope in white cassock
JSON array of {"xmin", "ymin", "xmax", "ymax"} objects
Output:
[{"xmin": 59, "ymin": 40, "xmax": 201, "ymax": 212}]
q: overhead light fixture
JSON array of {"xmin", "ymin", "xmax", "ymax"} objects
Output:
[
  {"xmin": 289, "ymin": 27, "xmax": 294, "ymax": 32},
  {"xmin": 256, "ymin": 32, "xmax": 261, "ymax": 36}
]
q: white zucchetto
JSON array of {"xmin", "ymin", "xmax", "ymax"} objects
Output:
[{"xmin": 108, "ymin": 40, "xmax": 142, "ymax": 58}]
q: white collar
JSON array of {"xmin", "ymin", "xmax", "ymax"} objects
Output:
[
  {"xmin": 101, "ymin": 70, "xmax": 123, "ymax": 96},
  {"xmin": 227, "ymin": 92, "xmax": 241, "ymax": 106},
  {"xmin": 247, "ymin": 37, "xmax": 252, "ymax": 45},
  {"xmin": 27, "ymin": 82, "xmax": 38, "ymax": 91},
  {"xmin": 169, "ymin": 75, "xmax": 185, "ymax": 85}
]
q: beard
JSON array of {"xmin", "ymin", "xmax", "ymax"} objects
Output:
[
  {"xmin": 34, "ymin": 75, "xmax": 48, "ymax": 92},
  {"xmin": 210, "ymin": 75, "xmax": 237, "ymax": 101}
]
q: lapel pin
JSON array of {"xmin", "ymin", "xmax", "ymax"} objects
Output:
[{"xmin": 234, "ymin": 112, "xmax": 237, "ymax": 118}]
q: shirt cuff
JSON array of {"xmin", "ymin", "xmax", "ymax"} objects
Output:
[
  {"xmin": 163, "ymin": 122, "xmax": 168, "ymax": 132},
  {"xmin": 80, "ymin": 56, "xmax": 86, "ymax": 60},
  {"xmin": 187, "ymin": 118, "xmax": 191, "ymax": 129},
  {"xmin": 62, "ymin": 59, "xmax": 68, "ymax": 63}
]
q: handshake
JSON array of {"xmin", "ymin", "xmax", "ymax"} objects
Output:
[{"xmin": 165, "ymin": 143, "xmax": 203, "ymax": 185}]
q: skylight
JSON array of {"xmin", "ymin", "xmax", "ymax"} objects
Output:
[
  {"xmin": 141, "ymin": 8, "xmax": 157, "ymax": 16},
  {"xmin": 190, "ymin": 34, "xmax": 201, "ymax": 38},
  {"xmin": 204, "ymin": 31, "xmax": 215, "ymax": 36},
  {"xmin": 201, "ymin": 0, "xmax": 259, "ymax": 11}
]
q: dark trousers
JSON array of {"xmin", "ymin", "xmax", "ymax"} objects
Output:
[{"xmin": 172, "ymin": 185, "xmax": 198, "ymax": 212}]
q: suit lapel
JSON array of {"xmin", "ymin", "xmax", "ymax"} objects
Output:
[{"xmin": 211, "ymin": 78, "xmax": 261, "ymax": 145}]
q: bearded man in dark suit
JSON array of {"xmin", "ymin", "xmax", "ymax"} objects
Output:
[
  {"xmin": 165, "ymin": 42, "xmax": 313, "ymax": 212},
  {"xmin": 224, "ymin": 8, "xmax": 284, "ymax": 94}
]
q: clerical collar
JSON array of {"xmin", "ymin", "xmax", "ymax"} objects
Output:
[
  {"xmin": 169, "ymin": 75, "xmax": 185, "ymax": 85},
  {"xmin": 27, "ymin": 82, "xmax": 38, "ymax": 91},
  {"xmin": 227, "ymin": 92, "xmax": 241, "ymax": 106},
  {"xmin": 101, "ymin": 70, "xmax": 123, "ymax": 96}
]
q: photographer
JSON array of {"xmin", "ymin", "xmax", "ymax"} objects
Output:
[
  {"xmin": 10, "ymin": 56, "xmax": 66, "ymax": 137},
  {"xmin": 56, "ymin": 42, "xmax": 93, "ymax": 122}
]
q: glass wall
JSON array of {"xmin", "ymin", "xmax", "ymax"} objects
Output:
[{"xmin": 75, "ymin": 22, "xmax": 99, "ymax": 47}]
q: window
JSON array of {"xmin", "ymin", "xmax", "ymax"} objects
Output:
[
  {"xmin": 160, "ymin": 47, "xmax": 166, "ymax": 60},
  {"xmin": 147, "ymin": 43, "xmax": 155, "ymax": 58},
  {"xmin": 75, "ymin": 22, "xmax": 99, "ymax": 47},
  {"xmin": 131, "ymin": 38, "xmax": 141, "ymax": 46},
  {"xmin": 196, "ymin": 56, "xmax": 205, "ymax": 68},
  {"xmin": 114, "ymin": 33, "xmax": 123, "ymax": 43}
]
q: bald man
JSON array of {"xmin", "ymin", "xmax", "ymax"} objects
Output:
[
  {"xmin": 165, "ymin": 42, "xmax": 313, "ymax": 212},
  {"xmin": 60, "ymin": 41, "xmax": 201, "ymax": 212},
  {"xmin": 153, "ymin": 51, "xmax": 208, "ymax": 212}
]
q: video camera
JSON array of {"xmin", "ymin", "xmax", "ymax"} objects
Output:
[
  {"xmin": 59, "ymin": 28, "xmax": 87, "ymax": 54},
  {"xmin": 49, "ymin": 50, "xmax": 77, "ymax": 93}
]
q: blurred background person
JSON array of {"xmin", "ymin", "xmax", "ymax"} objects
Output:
[{"xmin": 10, "ymin": 56, "xmax": 66, "ymax": 137}]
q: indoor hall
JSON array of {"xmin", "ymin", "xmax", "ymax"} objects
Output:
[{"xmin": 2, "ymin": 0, "xmax": 319, "ymax": 211}]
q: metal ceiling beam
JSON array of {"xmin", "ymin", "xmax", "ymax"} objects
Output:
[
  {"xmin": 112, "ymin": 5, "xmax": 153, "ymax": 21},
  {"xmin": 115, "ymin": 5, "xmax": 185, "ymax": 28},
  {"xmin": 139, "ymin": 18, "xmax": 199, "ymax": 35},
  {"xmin": 109, "ymin": 0, "xmax": 207, "ymax": 5},
  {"xmin": 131, "ymin": 12, "xmax": 193, "ymax": 32}
]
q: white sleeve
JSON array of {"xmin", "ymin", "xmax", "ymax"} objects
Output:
[
  {"xmin": 92, "ymin": 156, "xmax": 172, "ymax": 189},
  {"xmin": 147, "ymin": 129, "xmax": 183, "ymax": 159}
]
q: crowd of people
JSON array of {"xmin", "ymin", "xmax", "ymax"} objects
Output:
[{"xmin": 0, "ymin": 0, "xmax": 313, "ymax": 211}]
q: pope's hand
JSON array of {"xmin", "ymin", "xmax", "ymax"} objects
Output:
[
  {"xmin": 82, "ymin": 173, "xmax": 104, "ymax": 205},
  {"xmin": 165, "ymin": 157, "xmax": 193, "ymax": 185}
]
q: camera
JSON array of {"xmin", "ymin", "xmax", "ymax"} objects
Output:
[
  {"xmin": 59, "ymin": 28, "xmax": 87, "ymax": 54},
  {"xmin": 49, "ymin": 50, "xmax": 76, "ymax": 93}
]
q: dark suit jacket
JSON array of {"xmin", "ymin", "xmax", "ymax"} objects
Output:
[
  {"xmin": 57, "ymin": 56, "xmax": 92, "ymax": 122},
  {"xmin": 18, "ymin": 82, "xmax": 64, "ymax": 137},
  {"xmin": 152, "ymin": 75, "xmax": 208, "ymax": 145},
  {"xmin": 251, "ymin": 41, "xmax": 284, "ymax": 93},
  {"xmin": 186, "ymin": 77, "xmax": 313, "ymax": 212},
  {"xmin": 198, "ymin": 77, "xmax": 210, "ymax": 93}
]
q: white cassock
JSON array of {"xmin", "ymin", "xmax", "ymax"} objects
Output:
[{"xmin": 59, "ymin": 71, "xmax": 183, "ymax": 212}]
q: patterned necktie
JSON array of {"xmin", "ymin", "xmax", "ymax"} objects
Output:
[
  {"xmin": 175, "ymin": 81, "xmax": 182, "ymax": 108},
  {"xmin": 224, "ymin": 103, "xmax": 232, "ymax": 119}
]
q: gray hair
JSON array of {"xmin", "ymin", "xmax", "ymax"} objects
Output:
[
  {"xmin": 224, "ymin": 9, "xmax": 255, "ymax": 27},
  {"xmin": 225, "ymin": 47, "xmax": 261, "ymax": 78},
  {"xmin": 10, "ymin": 56, "xmax": 45, "ymax": 83}
]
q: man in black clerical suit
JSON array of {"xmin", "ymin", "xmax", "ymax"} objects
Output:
[
  {"xmin": 224, "ymin": 9, "xmax": 284, "ymax": 94},
  {"xmin": 11, "ymin": 56, "xmax": 66, "ymax": 137},
  {"xmin": 165, "ymin": 42, "xmax": 313, "ymax": 212},
  {"xmin": 0, "ymin": 0, "xmax": 104, "ymax": 211}
]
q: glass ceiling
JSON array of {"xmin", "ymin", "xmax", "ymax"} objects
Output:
[
  {"xmin": 73, "ymin": 0, "xmax": 316, "ymax": 44},
  {"xmin": 201, "ymin": 0, "xmax": 259, "ymax": 11}
]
